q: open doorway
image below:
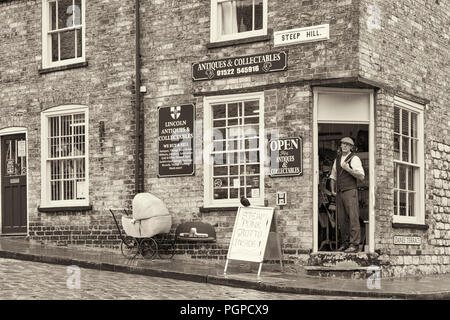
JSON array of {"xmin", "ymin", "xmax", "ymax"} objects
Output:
[{"xmin": 317, "ymin": 123, "xmax": 369, "ymax": 252}]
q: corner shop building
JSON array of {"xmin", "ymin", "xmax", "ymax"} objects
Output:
[{"xmin": 0, "ymin": 0, "xmax": 449, "ymax": 277}]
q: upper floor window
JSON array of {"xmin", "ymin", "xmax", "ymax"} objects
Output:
[
  {"xmin": 42, "ymin": 0, "xmax": 86, "ymax": 69},
  {"xmin": 210, "ymin": 0, "xmax": 267, "ymax": 43},
  {"xmin": 41, "ymin": 105, "xmax": 89, "ymax": 208},
  {"xmin": 393, "ymin": 97, "xmax": 425, "ymax": 224}
]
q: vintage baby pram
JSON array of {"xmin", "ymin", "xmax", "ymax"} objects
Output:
[{"xmin": 109, "ymin": 193, "xmax": 175, "ymax": 259}]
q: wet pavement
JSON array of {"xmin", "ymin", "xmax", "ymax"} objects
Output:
[
  {"xmin": 0, "ymin": 237, "xmax": 450, "ymax": 299},
  {"xmin": 0, "ymin": 257, "xmax": 370, "ymax": 300}
]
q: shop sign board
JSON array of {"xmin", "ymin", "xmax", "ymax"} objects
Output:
[
  {"xmin": 269, "ymin": 137, "xmax": 303, "ymax": 177},
  {"xmin": 227, "ymin": 206, "xmax": 274, "ymax": 263},
  {"xmin": 158, "ymin": 104, "xmax": 195, "ymax": 177},
  {"xmin": 192, "ymin": 51, "xmax": 287, "ymax": 81},
  {"xmin": 393, "ymin": 235, "xmax": 421, "ymax": 245},
  {"xmin": 274, "ymin": 24, "xmax": 330, "ymax": 47}
]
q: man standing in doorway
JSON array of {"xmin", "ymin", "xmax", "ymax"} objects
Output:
[{"xmin": 330, "ymin": 137, "xmax": 365, "ymax": 253}]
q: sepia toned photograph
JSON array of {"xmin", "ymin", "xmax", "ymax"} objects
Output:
[{"xmin": 0, "ymin": 0, "xmax": 449, "ymax": 312}]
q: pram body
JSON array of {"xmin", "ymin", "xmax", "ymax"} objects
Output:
[{"xmin": 109, "ymin": 193, "xmax": 175, "ymax": 259}]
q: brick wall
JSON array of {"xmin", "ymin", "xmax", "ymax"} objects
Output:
[
  {"xmin": 0, "ymin": 0, "xmax": 137, "ymax": 248},
  {"xmin": 359, "ymin": 0, "xmax": 450, "ymax": 276},
  {"xmin": 139, "ymin": 0, "xmax": 360, "ymax": 259}
]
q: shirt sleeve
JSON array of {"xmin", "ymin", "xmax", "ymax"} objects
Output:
[
  {"xmin": 329, "ymin": 160, "xmax": 337, "ymax": 180},
  {"xmin": 350, "ymin": 156, "xmax": 365, "ymax": 177}
]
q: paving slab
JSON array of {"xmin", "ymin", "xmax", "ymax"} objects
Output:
[{"xmin": 1, "ymin": 237, "xmax": 450, "ymax": 299}]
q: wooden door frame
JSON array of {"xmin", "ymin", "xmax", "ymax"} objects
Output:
[
  {"xmin": 312, "ymin": 88, "xmax": 375, "ymax": 253},
  {"xmin": 0, "ymin": 127, "xmax": 29, "ymax": 235}
]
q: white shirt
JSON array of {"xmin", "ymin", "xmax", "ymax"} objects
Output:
[{"xmin": 329, "ymin": 153, "xmax": 365, "ymax": 181}]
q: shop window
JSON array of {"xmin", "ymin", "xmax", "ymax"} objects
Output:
[
  {"xmin": 210, "ymin": 0, "xmax": 267, "ymax": 43},
  {"xmin": 203, "ymin": 93, "xmax": 264, "ymax": 207},
  {"xmin": 42, "ymin": 0, "xmax": 85, "ymax": 69},
  {"xmin": 393, "ymin": 97, "xmax": 424, "ymax": 224},
  {"xmin": 41, "ymin": 105, "xmax": 89, "ymax": 207}
]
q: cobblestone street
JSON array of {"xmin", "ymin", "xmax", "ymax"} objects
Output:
[{"xmin": 0, "ymin": 258, "xmax": 367, "ymax": 300}]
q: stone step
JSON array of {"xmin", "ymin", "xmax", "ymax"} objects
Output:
[
  {"xmin": 308, "ymin": 251, "xmax": 380, "ymax": 267},
  {"xmin": 304, "ymin": 265, "xmax": 381, "ymax": 279}
]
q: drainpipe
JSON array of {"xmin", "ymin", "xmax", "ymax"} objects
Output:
[{"xmin": 134, "ymin": 0, "xmax": 143, "ymax": 194}]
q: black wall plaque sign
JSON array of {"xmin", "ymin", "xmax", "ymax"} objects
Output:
[
  {"xmin": 158, "ymin": 104, "xmax": 195, "ymax": 177},
  {"xmin": 192, "ymin": 51, "xmax": 288, "ymax": 81},
  {"xmin": 269, "ymin": 137, "xmax": 302, "ymax": 177}
]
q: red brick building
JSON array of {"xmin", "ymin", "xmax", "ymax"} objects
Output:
[{"xmin": 1, "ymin": 0, "xmax": 449, "ymax": 277}]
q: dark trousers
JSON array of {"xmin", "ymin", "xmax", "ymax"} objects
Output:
[{"xmin": 336, "ymin": 188, "xmax": 360, "ymax": 246}]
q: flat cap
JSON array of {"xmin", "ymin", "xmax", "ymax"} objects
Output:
[{"xmin": 340, "ymin": 137, "xmax": 355, "ymax": 146}]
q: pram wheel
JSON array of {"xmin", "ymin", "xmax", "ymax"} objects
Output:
[
  {"xmin": 139, "ymin": 238, "xmax": 158, "ymax": 259},
  {"xmin": 156, "ymin": 234, "xmax": 175, "ymax": 259},
  {"xmin": 121, "ymin": 237, "xmax": 139, "ymax": 259}
]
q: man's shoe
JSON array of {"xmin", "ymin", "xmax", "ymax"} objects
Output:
[
  {"xmin": 337, "ymin": 245, "xmax": 348, "ymax": 251},
  {"xmin": 345, "ymin": 245, "xmax": 359, "ymax": 253}
]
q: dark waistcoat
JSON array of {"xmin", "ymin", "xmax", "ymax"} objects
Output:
[{"xmin": 336, "ymin": 153, "xmax": 357, "ymax": 192}]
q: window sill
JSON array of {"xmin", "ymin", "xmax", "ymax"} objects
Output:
[
  {"xmin": 392, "ymin": 223, "xmax": 429, "ymax": 230},
  {"xmin": 38, "ymin": 205, "xmax": 92, "ymax": 213},
  {"xmin": 207, "ymin": 32, "xmax": 271, "ymax": 49},
  {"xmin": 199, "ymin": 206, "xmax": 239, "ymax": 213},
  {"xmin": 39, "ymin": 61, "xmax": 88, "ymax": 75}
]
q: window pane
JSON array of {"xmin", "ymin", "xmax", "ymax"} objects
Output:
[
  {"xmin": 213, "ymin": 166, "xmax": 228, "ymax": 176},
  {"xmin": 394, "ymin": 190, "xmax": 398, "ymax": 215},
  {"xmin": 230, "ymin": 165, "xmax": 238, "ymax": 175},
  {"xmin": 394, "ymin": 163, "xmax": 398, "ymax": 188},
  {"xmin": 50, "ymin": 1, "xmax": 57, "ymax": 30},
  {"xmin": 58, "ymin": 0, "xmax": 74, "ymax": 29},
  {"xmin": 410, "ymin": 112, "xmax": 417, "ymax": 138},
  {"xmin": 214, "ymin": 189, "xmax": 228, "ymax": 200},
  {"xmin": 76, "ymin": 29, "xmax": 82, "ymax": 58},
  {"xmin": 411, "ymin": 139, "xmax": 417, "ymax": 164},
  {"xmin": 402, "ymin": 136, "xmax": 409, "ymax": 162},
  {"xmin": 394, "ymin": 107, "xmax": 400, "ymax": 134},
  {"xmin": 399, "ymin": 165, "xmax": 406, "ymax": 190},
  {"xmin": 213, "ymin": 153, "xmax": 225, "ymax": 165},
  {"xmin": 399, "ymin": 191, "xmax": 407, "ymax": 216},
  {"xmin": 74, "ymin": 0, "xmax": 82, "ymax": 26},
  {"xmin": 228, "ymin": 103, "xmax": 239, "ymax": 118},
  {"xmin": 246, "ymin": 164, "xmax": 259, "ymax": 174},
  {"xmin": 51, "ymin": 33, "xmax": 59, "ymax": 62},
  {"xmin": 237, "ymin": 0, "xmax": 253, "ymax": 33},
  {"xmin": 244, "ymin": 100, "xmax": 259, "ymax": 116},
  {"xmin": 245, "ymin": 137, "xmax": 259, "ymax": 150},
  {"xmin": 408, "ymin": 193, "xmax": 415, "ymax": 217},
  {"xmin": 254, "ymin": 0, "xmax": 263, "ymax": 30},
  {"xmin": 212, "ymin": 104, "xmax": 226, "ymax": 119},
  {"xmin": 401, "ymin": 109, "xmax": 409, "ymax": 136},
  {"xmin": 230, "ymin": 188, "xmax": 239, "ymax": 199},
  {"xmin": 408, "ymin": 166, "xmax": 414, "ymax": 191},
  {"xmin": 394, "ymin": 134, "xmax": 400, "ymax": 160},
  {"xmin": 60, "ymin": 30, "xmax": 76, "ymax": 61}
]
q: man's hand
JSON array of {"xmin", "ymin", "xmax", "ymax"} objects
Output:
[{"xmin": 341, "ymin": 161, "xmax": 352, "ymax": 173}]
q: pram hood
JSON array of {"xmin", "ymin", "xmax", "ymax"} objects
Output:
[{"xmin": 132, "ymin": 193, "xmax": 170, "ymax": 220}]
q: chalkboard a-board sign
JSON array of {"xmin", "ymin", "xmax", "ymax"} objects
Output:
[
  {"xmin": 226, "ymin": 206, "xmax": 274, "ymax": 263},
  {"xmin": 158, "ymin": 104, "xmax": 195, "ymax": 177}
]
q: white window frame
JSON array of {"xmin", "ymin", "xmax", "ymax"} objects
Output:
[
  {"xmin": 42, "ymin": 0, "xmax": 86, "ymax": 69},
  {"xmin": 203, "ymin": 92, "xmax": 265, "ymax": 208},
  {"xmin": 210, "ymin": 0, "xmax": 268, "ymax": 43},
  {"xmin": 40, "ymin": 105, "xmax": 89, "ymax": 208},
  {"xmin": 392, "ymin": 96, "xmax": 425, "ymax": 225}
]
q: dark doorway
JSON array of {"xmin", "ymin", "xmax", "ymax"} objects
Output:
[
  {"xmin": 1, "ymin": 134, "xmax": 27, "ymax": 234},
  {"xmin": 317, "ymin": 123, "xmax": 369, "ymax": 252}
]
